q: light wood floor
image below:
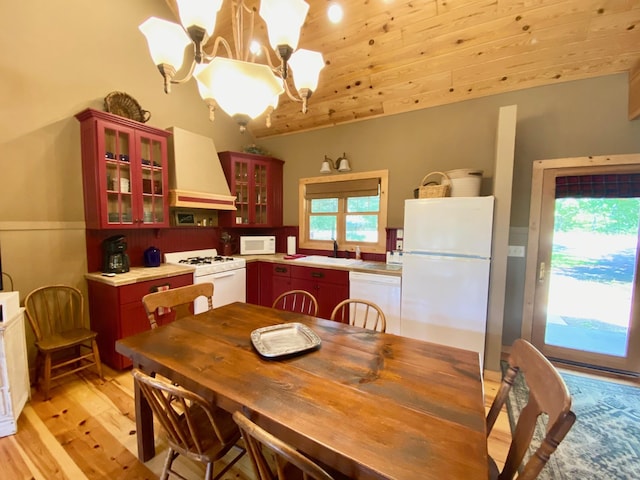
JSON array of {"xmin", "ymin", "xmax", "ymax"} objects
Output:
[{"xmin": 0, "ymin": 366, "xmax": 512, "ymax": 479}]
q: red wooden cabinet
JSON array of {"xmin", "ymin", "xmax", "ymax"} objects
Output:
[
  {"xmin": 86, "ymin": 273, "xmax": 192, "ymax": 369},
  {"xmin": 259, "ymin": 262, "xmax": 294, "ymax": 307},
  {"xmin": 255, "ymin": 262, "xmax": 349, "ymax": 319},
  {"xmin": 289, "ymin": 265, "xmax": 349, "ymax": 319},
  {"xmin": 246, "ymin": 262, "xmax": 260, "ymax": 305},
  {"xmin": 76, "ymin": 108, "xmax": 170, "ymax": 229},
  {"xmin": 217, "ymin": 151, "xmax": 284, "ymax": 227}
]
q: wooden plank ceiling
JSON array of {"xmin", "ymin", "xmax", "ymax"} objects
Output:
[{"xmin": 164, "ymin": 0, "xmax": 640, "ymax": 138}]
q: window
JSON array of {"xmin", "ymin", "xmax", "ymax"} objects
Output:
[{"xmin": 298, "ymin": 170, "xmax": 388, "ymax": 253}]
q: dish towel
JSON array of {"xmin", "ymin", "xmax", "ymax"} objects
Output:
[{"xmin": 154, "ymin": 284, "xmax": 171, "ymax": 315}]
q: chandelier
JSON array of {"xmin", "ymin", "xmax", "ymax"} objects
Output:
[{"xmin": 139, "ymin": 0, "xmax": 326, "ymax": 132}]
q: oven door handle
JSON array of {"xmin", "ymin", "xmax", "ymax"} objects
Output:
[{"xmin": 211, "ymin": 271, "xmax": 238, "ymax": 279}]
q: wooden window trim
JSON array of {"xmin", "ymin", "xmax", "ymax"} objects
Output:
[{"xmin": 298, "ymin": 170, "xmax": 388, "ymax": 254}]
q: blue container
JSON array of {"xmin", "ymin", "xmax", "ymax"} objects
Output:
[{"xmin": 143, "ymin": 246, "xmax": 161, "ymax": 267}]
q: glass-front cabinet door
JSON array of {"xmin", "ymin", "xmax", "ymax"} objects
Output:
[
  {"xmin": 76, "ymin": 108, "xmax": 170, "ymax": 229},
  {"xmin": 218, "ymin": 151, "xmax": 284, "ymax": 228},
  {"xmin": 138, "ymin": 133, "xmax": 166, "ymax": 226},
  {"xmin": 103, "ymin": 126, "xmax": 133, "ymax": 225},
  {"xmin": 253, "ymin": 161, "xmax": 268, "ymax": 225},
  {"xmin": 234, "ymin": 159, "xmax": 250, "ymax": 225}
]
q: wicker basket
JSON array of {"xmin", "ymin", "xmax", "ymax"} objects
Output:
[
  {"xmin": 104, "ymin": 91, "xmax": 151, "ymax": 123},
  {"xmin": 418, "ymin": 171, "xmax": 451, "ymax": 198}
]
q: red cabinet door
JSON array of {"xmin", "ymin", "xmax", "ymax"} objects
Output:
[
  {"xmin": 218, "ymin": 151, "xmax": 284, "ymax": 228},
  {"xmin": 259, "ymin": 262, "xmax": 292, "ymax": 307},
  {"xmin": 289, "ymin": 266, "xmax": 349, "ymax": 319},
  {"xmin": 76, "ymin": 108, "xmax": 170, "ymax": 229},
  {"xmin": 87, "ymin": 273, "xmax": 193, "ymax": 370},
  {"xmin": 246, "ymin": 262, "xmax": 260, "ymax": 305}
]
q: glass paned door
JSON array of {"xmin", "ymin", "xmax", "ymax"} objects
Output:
[
  {"xmin": 543, "ymin": 198, "xmax": 639, "ymax": 357},
  {"xmin": 531, "ymin": 167, "xmax": 640, "ymax": 374}
]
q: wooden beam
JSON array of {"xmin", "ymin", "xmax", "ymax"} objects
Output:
[{"xmin": 629, "ymin": 58, "xmax": 640, "ymax": 120}]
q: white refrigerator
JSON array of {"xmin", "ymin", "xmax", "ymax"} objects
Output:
[{"xmin": 400, "ymin": 196, "xmax": 494, "ymax": 365}]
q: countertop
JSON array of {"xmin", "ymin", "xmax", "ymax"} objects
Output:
[
  {"xmin": 241, "ymin": 253, "xmax": 402, "ymax": 276},
  {"xmin": 85, "ymin": 264, "xmax": 195, "ymax": 287},
  {"xmin": 84, "ymin": 254, "xmax": 401, "ymax": 287}
]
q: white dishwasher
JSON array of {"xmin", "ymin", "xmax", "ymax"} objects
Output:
[{"xmin": 349, "ymin": 271, "xmax": 402, "ymax": 335}]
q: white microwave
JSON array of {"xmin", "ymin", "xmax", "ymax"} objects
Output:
[{"xmin": 240, "ymin": 235, "xmax": 276, "ymax": 255}]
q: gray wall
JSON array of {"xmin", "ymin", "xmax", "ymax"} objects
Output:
[{"xmin": 258, "ymin": 73, "xmax": 640, "ymax": 346}]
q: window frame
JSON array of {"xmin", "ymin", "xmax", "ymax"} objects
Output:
[{"xmin": 298, "ymin": 170, "xmax": 388, "ymax": 254}]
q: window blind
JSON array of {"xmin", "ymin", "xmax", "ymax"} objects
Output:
[
  {"xmin": 556, "ymin": 174, "xmax": 640, "ymax": 198},
  {"xmin": 304, "ymin": 178, "xmax": 380, "ymax": 199}
]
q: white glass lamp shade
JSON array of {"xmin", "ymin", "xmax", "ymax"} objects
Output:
[
  {"xmin": 289, "ymin": 49, "xmax": 325, "ymax": 92},
  {"xmin": 139, "ymin": 17, "xmax": 191, "ymax": 69},
  {"xmin": 195, "ymin": 57, "xmax": 285, "ymax": 119},
  {"xmin": 176, "ymin": 0, "xmax": 222, "ymax": 37},
  {"xmin": 320, "ymin": 159, "xmax": 332, "ymax": 174},
  {"xmin": 193, "ymin": 64, "xmax": 214, "ymax": 100},
  {"xmin": 337, "ymin": 157, "xmax": 351, "ymax": 172},
  {"xmin": 259, "ymin": 0, "xmax": 309, "ymax": 51},
  {"xmin": 269, "ymin": 93, "xmax": 280, "ymax": 110}
]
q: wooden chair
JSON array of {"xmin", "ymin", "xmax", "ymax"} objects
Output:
[
  {"xmin": 142, "ymin": 283, "xmax": 214, "ymax": 329},
  {"xmin": 233, "ymin": 410, "xmax": 335, "ymax": 480},
  {"xmin": 132, "ymin": 369, "xmax": 245, "ymax": 480},
  {"xmin": 330, "ymin": 299, "xmax": 386, "ymax": 333},
  {"xmin": 272, "ymin": 290, "xmax": 319, "ymax": 316},
  {"xmin": 24, "ymin": 285, "xmax": 103, "ymax": 400},
  {"xmin": 486, "ymin": 339, "xmax": 576, "ymax": 480}
]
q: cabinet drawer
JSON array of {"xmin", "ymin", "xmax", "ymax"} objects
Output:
[
  {"xmin": 119, "ymin": 273, "xmax": 193, "ymax": 304},
  {"xmin": 290, "ymin": 265, "xmax": 348, "ymax": 284},
  {"xmin": 271, "ymin": 264, "xmax": 291, "ymax": 277}
]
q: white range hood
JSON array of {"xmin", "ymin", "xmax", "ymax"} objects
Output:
[{"xmin": 166, "ymin": 127, "xmax": 236, "ymax": 211}]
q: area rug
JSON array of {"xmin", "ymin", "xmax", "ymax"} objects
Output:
[{"xmin": 501, "ymin": 362, "xmax": 640, "ymax": 479}]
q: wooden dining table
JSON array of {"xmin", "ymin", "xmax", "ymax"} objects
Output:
[{"xmin": 116, "ymin": 302, "xmax": 488, "ymax": 479}]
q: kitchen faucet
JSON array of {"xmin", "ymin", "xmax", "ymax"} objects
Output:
[{"xmin": 332, "ymin": 239, "xmax": 338, "ymax": 258}]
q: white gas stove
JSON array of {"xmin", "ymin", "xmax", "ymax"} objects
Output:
[
  {"xmin": 164, "ymin": 249, "xmax": 246, "ymax": 312},
  {"xmin": 165, "ymin": 249, "xmax": 246, "ymax": 276}
]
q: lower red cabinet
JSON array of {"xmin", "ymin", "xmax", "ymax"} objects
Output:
[
  {"xmin": 87, "ymin": 273, "xmax": 192, "ymax": 369},
  {"xmin": 259, "ymin": 263, "xmax": 292, "ymax": 307},
  {"xmin": 253, "ymin": 261, "xmax": 349, "ymax": 319},
  {"xmin": 289, "ymin": 266, "xmax": 349, "ymax": 319}
]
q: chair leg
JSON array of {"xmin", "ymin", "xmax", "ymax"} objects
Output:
[
  {"xmin": 160, "ymin": 448, "xmax": 180, "ymax": 480},
  {"xmin": 212, "ymin": 445, "xmax": 246, "ymax": 480},
  {"xmin": 43, "ymin": 353, "xmax": 52, "ymax": 400},
  {"xmin": 33, "ymin": 350, "xmax": 42, "ymax": 388},
  {"xmin": 91, "ymin": 339, "xmax": 104, "ymax": 379},
  {"xmin": 205, "ymin": 462, "xmax": 214, "ymax": 480}
]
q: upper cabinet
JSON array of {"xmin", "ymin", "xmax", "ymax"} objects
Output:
[
  {"xmin": 76, "ymin": 109, "xmax": 170, "ymax": 229},
  {"xmin": 218, "ymin": 151, "xmax": 284, "ymax": 228}
]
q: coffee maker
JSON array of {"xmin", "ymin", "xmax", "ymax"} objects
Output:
[{"xmin": 102, "ymin": 235, "xmax": 130, "ymax": 273}]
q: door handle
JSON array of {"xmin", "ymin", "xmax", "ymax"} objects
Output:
[
  {"xmin": 213, "ymin": 271, "xmax": 236, "ymax": 279},
  {"xmin": 538, "ymin": 262, "xmax": 546, "ymax": 283}
]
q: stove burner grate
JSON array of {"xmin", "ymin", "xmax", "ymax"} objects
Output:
[{"xmin": 178, "ymin": 256, "xmax": 237, "ymax": 265}]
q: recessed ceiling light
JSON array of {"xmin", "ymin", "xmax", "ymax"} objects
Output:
[{"xmin": 328, "ymin": 2, "xmax": 343, "ymax": 23}]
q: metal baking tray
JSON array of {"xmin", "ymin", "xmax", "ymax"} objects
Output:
[{"xmin": 251, "ymin": 322, "xmax": 321, "ymax": 358}]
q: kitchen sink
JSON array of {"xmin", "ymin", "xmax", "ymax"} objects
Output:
[{"xmin": 293, "ymin": 255, "xmax": 364, "ymax": 266}]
